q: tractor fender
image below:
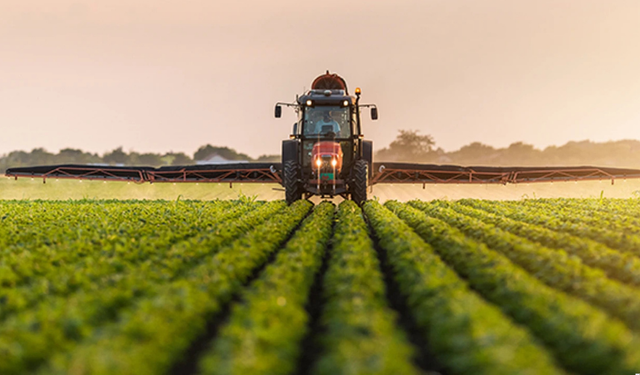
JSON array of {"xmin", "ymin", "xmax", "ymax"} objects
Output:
[{"xmin": 282, "ymin": 140, "xmax": 299, "ymax": 164}]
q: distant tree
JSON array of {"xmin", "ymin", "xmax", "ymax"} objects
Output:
[
  {"xmin": 255, "ymin": 154, "xmax": 280, "ymax": 162},
  {"xmin": 3, "ymin": 150, "xmax": 31, "ymax": 166},
  {"xmin": 194, "ymin": 145, "xmax": 252, "ymax": 161},
  {"xmin": 503, "ymin": 142, "xmax": 541, "ymax": 165},
  {"xmin": 448, "ymin": 142, "xmax": 497, "ymax": 165},
  {"xmin": 5, "ymin": 139, "xmax": 640, "ymax": 173},
  {"xmin": 103, "ymin": 147, "xmax": 129, "ymax": 165},
  {"xmin": 56, "ymin": 148, "xmax": 101, "ymax": 164},
  {"xmin": 0, "ymin": 150, "xmax": 30, "ymax": 171},
  {"xmin": 376, "ymin": 130, "xmax": 436, "ymax": 161},
  {"xmin": 134, "ymin": 153, "xmax": 163, "ymax": 166},
  {"xmin": 164, "ymin": 152, "xmax": 193, "ymax": 166},
  {"xmin": 28, "ymin": 148, "xmax": 56, "ymax": 165}
]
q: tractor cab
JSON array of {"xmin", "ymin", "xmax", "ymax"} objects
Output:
[{"xmin": 275, "ymin": 71, "xmax": 377, "ymax": 204}]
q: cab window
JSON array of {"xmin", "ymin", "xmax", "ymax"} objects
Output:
[{"xmin": 302, "ymin": 106, "xmax": 351, "ymax": 138}]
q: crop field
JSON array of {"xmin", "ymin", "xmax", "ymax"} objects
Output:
[
  {"xmin": 5, "ymin": 177, "xmax": 640, "ymax": 201},
  {"xmin": 2, "ymin": 198, "xmax": 640, "ymax": 374}
]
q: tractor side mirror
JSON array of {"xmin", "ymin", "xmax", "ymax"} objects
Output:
[
  {"xmin": 275, "ymin": 105, "xmax": 282, "ymax": 118},
  {"xmin": 371, "ymin": 107, "xmax": 378, "ymax": 120},
  {"xmin": 292, "ymin": 123, "xmax": 298, "ymax": 135}
]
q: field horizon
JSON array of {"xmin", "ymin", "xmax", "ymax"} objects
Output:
[{"xmin": 3, "ymin": 177, "xmax": 640, "ymax": 202}]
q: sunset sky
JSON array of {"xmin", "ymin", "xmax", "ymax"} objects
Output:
[{"xmin": 2, "ymin": 0, "xmax": 640, "ymax": 158}]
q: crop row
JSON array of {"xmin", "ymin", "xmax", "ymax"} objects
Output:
[
  {"xmin": 3, "ymin": 198, "xmax": 640, "ymax": 375},
  {"xmin": 0, "ymin": 200, "xmax": 278, "ymax": 324},
  {"xmin": 364, "ymin": 201, "xmax": 563, "ymax": 374},
  {"xmin": 0, "ymin": 200, "xmax": 239, "ymax": 288},
  {"xmin": 386, "ymin": 201, "xmax": 640, "ymax": 374},
  {"xmin": 518, "ymin": 198, "xmax": 640, "ymax": 228},
  {"xmin": 39, "ymin": 199, "xmax": 313, "ymax": 375},
  {"xmin": 467, "ymin": 199, "xmax": 640, "ymax": 256},
  {"xmin": 409, "ymin": 199, "xmax": 640, "ymax": 332},
  {"xmin": 0, "ymin": 201, "xmax": 261, "ymax": 321},
  {"xmin": 516, "ymin": 199, "xmax": 640, "ymax": 241},
  {"xmin": 570, "ymin": 197, "xmax": 640, "ymax": 217},
  {"xmin": 450, "ymin": 199, "xmax": 640, "ymax": 287},
  {"xmin": 0, "ymin": 200, "xmax": 304, "ymax": 374},
  {"xmin": 198, "ymin": 201, "xmax": 335, "ymax": 375},
  {"xmin": 310, "ymin": 201, "xmax": 419, "ymax": 375}
]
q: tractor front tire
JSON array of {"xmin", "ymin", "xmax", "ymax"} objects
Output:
[
  {"xmin": 283, "ymin": 160, "xmax": 302, "ymax": 205},
  {"xmin": 351, "ymin": 159, "xmax": 368, "ymax": 205}
]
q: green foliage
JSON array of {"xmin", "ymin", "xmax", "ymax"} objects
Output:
[
  {"xmin": 375, "ymin": 130, "xmax": 436, "ymax": 162},
  {"xmin": 364, "ymin": 201, "xmax": 563, "ymax": 375},
  {"xmin": 410, "ymin": 200, "xmax": 640, "ymax": 332},
  {"xmin": 0, "ymin": 144, "xmax": 264, "ymax": 171},
  {"xmin": 374, "ymin": 135, "xmax": 640, "ymax": 167},
  {"xmin": 165, "ymin": 152, "xmax": 194, "ymax": 166},
  {"xmin": 199, "ymin": 202, "xmax": 334, "ymax": 375},
  {"xmin": 7, "ymin": 137, "xmax": 640, "ymax": 171},
  {"xmin": 255, "ymin": 154, "xmax": 280, "ymax": 162},
  {"xmin": 42, "ymin": 200, "xmax": 313, "ymax": 375},
  {"xmin": 3, "ymin": 198, "xmax": 640, "ymax": 375},
  {"xmin": 455, "ymin": 199, "xmax": 640, "ymax": 287},
  {"xmin": 193, "ymin": 145, "xmax": 253, "ymax": 162},
  {"xmin": 103, "ymin": 147, "xmax": 129, "ymax": 164},
  {"xmin": 471, "ymin": 198, "xmax": 640, "ymax": 257},
  {"xmin": 311, "ymin": 201, "xmax": 419, "ymax": 375},
  {"xmin": 386, "ymin": 200, "xmax": 640, "ymax": 374},
  {"xmin": 237, "ymin": 192, "xmax": 258, "ymax": 204},
  {"xmin": 0, "ymin": 200, "xmax": 290, "ymax": 373}
]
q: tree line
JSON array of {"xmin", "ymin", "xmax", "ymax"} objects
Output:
[
  {"xmin": 376, "ymin": 130, "xmax": 640, "ymax": 169},
  {"xmin": 2, "ymin": 131, "xmax": 640, "ymax": 171},
  {"xmin": 0, "ymin": 145, "xmax": 279, "ymax": 172}
]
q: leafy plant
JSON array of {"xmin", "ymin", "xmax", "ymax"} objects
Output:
[
  {"xmin": 364, "ymin": 201, "xmax": 563, "ymax": 375},
  {"xmin": 199, "ymin": 202, "xmax": 334, "ymax": 375},
  {"xmin": 386, "ymin": 200, "xmax": 640, "ymax": 374}
]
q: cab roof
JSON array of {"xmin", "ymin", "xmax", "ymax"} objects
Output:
[{"xmin": 298, "ymin": 90, "xmax": 355, "ymax": 106}]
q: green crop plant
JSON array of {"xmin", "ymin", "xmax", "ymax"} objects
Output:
[
  {"xmin": 385, "ymin": 200, "xmax": 640, "ymax": 375},
  {"xmin": 1, "ymin": 198, "xmax": 640, "ymax": 374},
  {"xmin": 364, "ymin": 201, "xmax": 563, "ymax": 375},
  {"xmin": 199, "ymin": 202, "xmax": 335, "ymax": 375},
  {"xmin": 451, "ymin": 199, "xmax": 640, "ymax": 287},
  {"xmin": 0, "ymin": 200, "xmax": 308, "ymax": 374},
  {"xmin": 311, "ymin": 200, "xmax": 420, "ymax": 375},
  {"xmin": 409, "ymin": 200, "xmax": 640, "ymax": 332},
  {"xmin": 468, "ymin": 199, "xmax": 640, "ymax": 257}
]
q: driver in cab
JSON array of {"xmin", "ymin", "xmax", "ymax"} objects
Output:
[{"xmin": 314, "ymin": 110, "xmax": 340, "ymax": 135}]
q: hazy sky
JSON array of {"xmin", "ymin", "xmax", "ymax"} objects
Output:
[{"xmin": 2, "ymin": 0, "xmax": 640, "ymax": 158}]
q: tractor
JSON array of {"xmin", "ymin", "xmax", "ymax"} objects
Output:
[
  {"xmin": 9, "ymin": 72, "xmax": 640, "ymax": 196},
  {"xmin": 275, "ymin": 72, "xmax": 378, "ymax": 205}
]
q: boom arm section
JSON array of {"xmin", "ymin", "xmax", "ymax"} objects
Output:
[
  {"xmin": 371, "ymin": 163, "xmax": 640, "ymax": 185},
  {"xmin": 6, "ymin": 162, "xmax": 640, "ymax": 186},
  {"xmin": 5, "ymin": 163, "xmax": 282, "ymax": 185},
  {"xmin": 5, "ymin": 165, "xmax": 151, "ymax": 183}
]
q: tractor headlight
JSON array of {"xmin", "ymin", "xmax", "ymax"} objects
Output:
[
  {"xmin": 315, "ymin": 159, "xmax": 322, "ymax": 168},
  {"xmin": 306, "ymin": 100, "xmax": 313, "ymax": 106},
  {"xmin": 331, "ymin": 159, "xmax": 337, "ymax": 167}
]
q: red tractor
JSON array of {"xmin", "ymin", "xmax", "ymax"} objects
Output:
[{"xmin": 275, "ymin": 71, "xmax": 378, "ymax": 205}]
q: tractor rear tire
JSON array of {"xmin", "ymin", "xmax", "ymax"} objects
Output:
[
  {"xmin": 283, "ymin": 160, "xmax": 302, "ymax": 205},
  {"xmin": 351, "ymin": 159, "xmax": 368, "ymax": 205}
]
